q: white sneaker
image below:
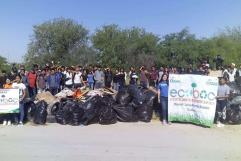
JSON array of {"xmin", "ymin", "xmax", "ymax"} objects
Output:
[
  {"xmin": 3, "ymin": 120, "xmax": 7, "ymax": 126},
  {"xmin": 18, "ymin": 122, "xmax": 23, "ymax": 127},
  {"xmin": 217, "ymin": 122, "xmax": 225, "ymax": 128},
  {"xmin": 7, "ymin": 121, "xmax": 11, "ymax": 126}
]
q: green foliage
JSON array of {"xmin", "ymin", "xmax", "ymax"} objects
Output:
[
  {"xmin": 24, "ymin": 18, "xmax": 241, "ymax": 69},
  {"xmin": 0, "ymin": 55, "xmax": 10, "ymax": 72},
  {"xmin": 92, "ymin": 25, "xmax": 159, "ymax": 69},
  {"xmin": 24, "ymin": 18, "xmax": 96, "ymax": 68}
]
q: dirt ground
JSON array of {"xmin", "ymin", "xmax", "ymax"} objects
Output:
[{"xmin": 0, "ymin": 121, "xmax": 240, "ymax": 161}]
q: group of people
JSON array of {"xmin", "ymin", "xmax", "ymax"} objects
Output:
[{"xmin": 0, "ymin": 61, "xmax": 238, "ymax": 127}]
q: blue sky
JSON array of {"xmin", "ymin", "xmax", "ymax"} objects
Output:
[{"xmin": 0, "ymin": 0, "xmax": 241, "ymax": 62}]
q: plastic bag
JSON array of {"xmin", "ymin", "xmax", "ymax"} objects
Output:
[
  {"xmin": 116, "ymin": 89, "xmax": 132, "ymax": 105},
  {"xmin": 229, "ymin": 96, "xmax": 241, "ymax": 105},
  {"xmin": 33, "ymin": 101, "xmax": 48, "ymax": 125},
  {"xmin": 226, "ymin": 104, "xmax": 241, "ymax": 124},
  {"xmin": 25, "ymin": 101, "xmax": 36, "ymax": 122},
  {"xmin": 128, "ymin": 85, "xmax": 144, "ymax": 106},
  {"xmin": 55, "ymin": 99, "xmax": 84, "ymax": 126},
  {"xmin": 98, "ymin": 95, "xmax": 117, "ymax": 125},
  {"xmin": 113, "ymin": 104, "xmax": 138, "ymax": 122},
  {"xmin": 135, "ymin": 103, "xmax": 153, "ymax": 122}
]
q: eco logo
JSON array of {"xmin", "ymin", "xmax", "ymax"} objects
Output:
[{"xmin": 170, "ymin": 82, "xmax": 216, "ymax": 101}]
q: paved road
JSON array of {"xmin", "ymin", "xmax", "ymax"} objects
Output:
[{"xmin": 0, "ymin": 121, "xmax": 240, "ymax": 161}]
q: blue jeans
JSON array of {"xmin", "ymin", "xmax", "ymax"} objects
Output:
[
  {"xmin": 88, "ymin": 82, "xmax": 94, "ymax": 90},
  {"xmin": 19, "ymin": 101, "xmax": 25, "ymax": 123},
  {"xmin": 160, "ymin": 96, "xmax": 168, "ymax": 121},
  {"xmin": 216, "ymin": 100, "xmax": 227, "ymax": 122},
  {"xmin": 28, "ymin": 86, "xmax": 37, "ymax": 99}
]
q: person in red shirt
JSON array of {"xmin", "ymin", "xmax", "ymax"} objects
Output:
[{"xmin": 27, "ymin": 68, "xmax": 37, "ymax": 98}]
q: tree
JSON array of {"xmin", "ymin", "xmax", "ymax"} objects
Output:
[
  {"xmin": 0, "ymin": 55, "xmax": 10, "ymax": 72},
  {"xmin": 92, "ymin": 24, "xmax": 159, "ymax": 69},
  {"xmin": 24, "ymin": 18, "xmax": 96, "ymax": 67}
]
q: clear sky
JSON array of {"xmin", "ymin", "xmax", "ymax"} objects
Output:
[{"xmin": 0, "ymin": 0, "xmax": 241, "ymax": 63}]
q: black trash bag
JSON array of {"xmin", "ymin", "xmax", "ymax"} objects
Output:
[
  {"xmin": 226, "ymin": 104, "xmax": 241, "ymax": 124},
  {"xmin": 135, "ymin": 103, "xmax": 153, "ymax": 122},
  {"xmin": 229, "ymin": 96, "xmax": 241, "ymax": 105},
  {"xmin": 47, "ymin": 102, "xmax": 60, "ymax": 123},
  {"xmin": 70, "ymin": 102, "xmax": 85, "ymax": 126},
  {"xmin": 33, "ymin": 101, "xmax": 48, "ymax": 125},
  {"xmin": 142, "ymin": 90, "xmax": 157, "ymax": 107},
  {"xmin": 128, "ymin": 85, "xmax": 144, "ymax": 106},
  {"xmin": 113, "ymin": 104, "xmax": 138, "ymax": 122},
  {"xmin": 99, "ymin": 95, "xmax": 117, "ymax": 125},
  {"xmin": 55, "ymin": 99, "xmax": 84, "ymax": 126},
  {"xmin": 227, "ymin": 82, "xmax": 241, "ymax": 94},
  {"xmin": 24, "ymin": 101, "xmax": 36, "ymax": 122},
  {"xmin": 116, "ymin": 88, "xmax": 132, "ymax": 105},
  {"xmin": 80, "ymin": 96, "xmax": 103, "ymax": 125}
]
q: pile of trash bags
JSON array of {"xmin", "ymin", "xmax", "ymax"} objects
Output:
[
  {"xmin": 23, "ymin": 80, "xmax": 241, "ymax": 126},
  {"xmin": 225, "ymin": 80, "xmax": 241, "ymax": 124},
  {"xmin": 25, "ymin": 85, "xmax": 157, "ymax": 126}
]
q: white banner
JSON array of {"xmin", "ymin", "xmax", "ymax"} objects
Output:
[
  {"xmin": 168, "ymin": 74, "xmax": 218, "ymax": 127},
  {"xmin": 0, "ymin": 89, "xmax": 20, "ymax": 113}
]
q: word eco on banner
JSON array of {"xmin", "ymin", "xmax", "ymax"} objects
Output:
[
  {"xmin": 168, "ymin": 74, "xmax": 218, "ymax": 127},
  {"xmin": 0, "ymin": 89, "xmax": 19, "ymax": 113}
]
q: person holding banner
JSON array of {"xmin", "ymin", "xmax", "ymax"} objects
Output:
[
  {"xmin": 2, "ymin": 79, "xmax": 13, "ymax": 126},
  {"xmin": 216, "ymin": 77, "xmax": 230, "ymax": 128},
  {"xmin": 12, "ymin": 75, "xmax": 26, "ymax": 126},
  {"xmin": 158, "ymin": 74, "xmax": 170, "ymax": 125}
]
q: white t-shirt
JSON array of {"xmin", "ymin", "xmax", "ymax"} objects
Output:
[
  {"xmin": 73, "ymin": 72, "xmax": 82, "ymax": 84},
  {"xmin": 228, "ymin": 68, "xmax": 237, "ymax": 82},
  {"xmin": 65, "ymin": 72, "xmax": 73, "ymax": 85},
  {"xmin": 12, "ymin": 82, "xmax": 26, "ymax": 98}
]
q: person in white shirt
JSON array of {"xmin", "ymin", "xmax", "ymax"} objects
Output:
[
  {"xmin": 64, "ymin": 67, "xmax": 73, "ymax": 89},
  {"xmin": 227, "ymin": 63, "xmax": 237, "ymax": 82},
  {"xmin": 73, "ymin": 66, "xmax": 85, "ymax": 88},
  {"xmin": 12, "ymin": 75, "xmax": 26, "ymax": 126}
]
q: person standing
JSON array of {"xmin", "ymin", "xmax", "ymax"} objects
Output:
[
  {"xmin": 37, "ymin": 70, "xmax": 46, "ymax": 93},
  {"xmin": 47, "ymin": 69, "xmax": 59, "ymax": 95},
  {"xmin": 129, "ymin": 68, "xmax": 138, "ymax": 85},
  {"xmin": 64, "ymin": 67, "xmax": 73, "ymax": 89},
  {"xmin": 73, "ymin": 66, "xmax": 83, "ymax": 89},
  {"xmin": 2, "ymin": 79, "xmax": 13, "ymax": 126},
  {"xmin": 216, "ymin": 77, "xmax": 230, "ymax": 127},
  {"xmin": 118, "ymin": 68, "xmax": 126, "ymax": 90},
  {"xmin": 12, "ymin": 75, "xmax": 26, "ymax": 126},
  {"xmin": 113, "ymin": 69, "xmax": 119, "ymax": 91},
  {"xmin": 27, "ymin": 68, "xmax": 37, "ymax": 99},
  {"xmin": 87, "ymin": 71, "xmax": 94, "ymax": 90},
  {"xmin": 140, "ymin": 66, "xmax": 149, "ymax": 89},
  {"xmin": 150, "ymin": 66, "xmax": 158, "ymax": 87},
  {"xmin": 104, "ymin": 68, "xmax": 113, "ymax": 88},
  {"xmin": 94, "ymin": 66, "xmax": 104, "ymax": 89},
  {"xmin": 158, "ymin": 74, "xmax": 170, "ymax": 125}
]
